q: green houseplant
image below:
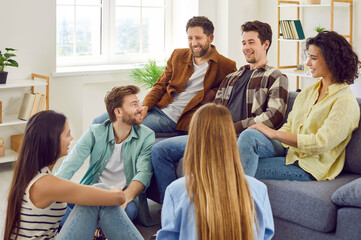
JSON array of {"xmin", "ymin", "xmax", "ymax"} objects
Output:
[
  {"xmin": 130, "ymin": 60, "xmax": 165, "ymax": 89},
  {"xmin": 0, "ymin": 48, "xmax": 19, "ymax": 84},
  {"xmin": 315, "ymin": 26, "xmax": 326, "ymax": 34}
]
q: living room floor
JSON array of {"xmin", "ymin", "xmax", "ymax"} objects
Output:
[{"xmin": 0, "ymin": 160, "xmax": 161, "ymax": 239}]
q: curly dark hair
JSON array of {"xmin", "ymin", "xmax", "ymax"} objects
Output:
[
  {"xmin": 241, "ymin": 21, "xmax": 272, "ymax": 53},
  {"xmin": 186, "ymin": 16, "xmax": 214, "ymax": 36},
  {"xmin": 104, "ymin": 85, "xmax": 140, "ymax": 122},
  {"xmin": 306, "ymin": 31, "xmax": 361, "ymax": 84}
]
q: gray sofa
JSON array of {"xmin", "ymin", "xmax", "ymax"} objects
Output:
[
  {"xmin": 262, "ymin": 91, "xmax": 361, "ymax": 240},
  {"xmin": 146, "ymin": 91, "xmax": 361, "ymax": 239}
]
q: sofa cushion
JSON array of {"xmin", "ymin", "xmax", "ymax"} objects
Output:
[
  {"xmin": 331, "ymin": 177, "xmax": 361, "ymax": 207},
  {"xmin": 262, "ymin": 174, "xmax": 360, "ymax": 233},
  {"xmin": 280, "ymin": 91, "xmax": 298, "ymax": 127},
  {"xmin": 344, "ymin": 97, "xmax": 361, "ymax": 174}
]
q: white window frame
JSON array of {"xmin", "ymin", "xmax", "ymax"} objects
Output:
[{"xmin": 56, "ymin": 0, "xmax": 171, "ymax": 68}]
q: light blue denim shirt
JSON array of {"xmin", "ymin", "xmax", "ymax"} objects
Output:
[
  {"xmin": 55, "ymin": 120, "xmax": 155, "ymax": 225},
  {"xmin": 157, "ymin": 176, "xmax": 274, "ymax": 240}
]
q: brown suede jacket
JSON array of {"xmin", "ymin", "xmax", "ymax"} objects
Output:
[{"xmin": 142, "ymin": 45, "xmax": 237, "ymax": 131}]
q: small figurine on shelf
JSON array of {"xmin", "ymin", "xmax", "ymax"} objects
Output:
[{"xmin": 0, "ymin": 137, "xmax": 5, "ymax": 157}]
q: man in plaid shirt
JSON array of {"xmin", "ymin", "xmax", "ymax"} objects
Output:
[{"xmin": 152, "ymin": 20, "xmax": 289, "ymax": 203}]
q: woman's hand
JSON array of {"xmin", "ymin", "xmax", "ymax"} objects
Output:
[
  {"xmin": 249, "ymin": 123, "xmax": 277, "ymax": 139},
  {"xmin": 249, "ymin": 123, "xmax": 298, "ymax": 147}
]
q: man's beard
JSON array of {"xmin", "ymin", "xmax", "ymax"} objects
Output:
[
  {"xmin": 122, "ymin": 111, "xmax": 142, "ymax": 126},
  {"xmin": 191, "ymin": 44, "xmax": 209, "ymax": 58}
]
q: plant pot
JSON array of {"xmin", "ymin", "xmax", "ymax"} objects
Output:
[
  {"xmin": 0, "ymin": 72, "xmax": 8, "ymax": 84},
  {"xmin": 306, "ymin": 0, "xmax": 321, "ymax": 4}
]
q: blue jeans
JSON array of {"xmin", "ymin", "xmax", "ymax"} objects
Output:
[
  {"xmin": 60, "ymin": 200, "xmax": 138, "ymax": 226},
  {"xmin": 238, "ymin": 129, "xmax": 314, "ymax": 181},
  {"xmin": 57, "ymin": 184, "xmax": 142, "ymax": 240},
  {"xmin": 151, "ymin": 135, "xmax": 188, "ymax": 203},
  {"xmin": 92, "ymin": 107, "xmax": 177, "ymax": 133}
]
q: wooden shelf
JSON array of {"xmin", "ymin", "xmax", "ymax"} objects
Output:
[
  {"xmin": 0, "ymin": 115, "xmax": 27, "ymax": 127},
  {"xmin": 278, "ymin": 38, "xmax": 306, "ymax": 42},
  {"xmin": 0, "ymin": 149, "xmax": 17, "ymax": 164},
  {"xmin": 0, "ymin": 79, "xmax": 47, "ymax": 89},
  {"xmin": 277, "ymin": 0, "xmax": 353, "ymax": 90},
  {"xmin": 0, "ymin": 73, "xmax": 49, "ymax": 164},
  {"xmin": 280, "ymin": 68, "xmax": 314, "ymax": 78}
]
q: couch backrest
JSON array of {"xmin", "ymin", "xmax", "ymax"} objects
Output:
[
  {"xmin": 344, "ymin": 97, "xmax": 361, "ymax": 174},
  {"xmin": 283, "ymin": 91, "xmax": 361, "ymax": 175}
]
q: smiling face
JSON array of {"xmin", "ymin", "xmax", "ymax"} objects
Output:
[
  {"xmin": 118, "ymin": 94, "xmax": 143, "ymax": 126},
  {"xmin": 59, "ymin": 121, "xmax": 73, "ymax": 158},
  {"xmin": 187, "ymin": 26, "xmax": 214, "ymax": 58},
  {"xmin": 306, "ymin": 44, "xmax": 332, "ymax": 80},
  {"xmin": 242, "ymin": 31, "xmax": 269, "ymax": 67}
]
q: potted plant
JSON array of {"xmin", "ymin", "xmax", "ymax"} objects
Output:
[
  {"xmin": 0, "ymin": 48, "xmax": 19, "ymax": 84},
  {"xmin": 315, "ymin": 26, "xmax": 326, "ymax": 34},
  {"xmin": 130, "ymin": 60, "xmax": 165, "ymax": 89}
]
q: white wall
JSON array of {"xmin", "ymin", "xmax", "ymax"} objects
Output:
[{"xmin": 1, "ymin": 0, "xmax": 361, "ymax": 141}]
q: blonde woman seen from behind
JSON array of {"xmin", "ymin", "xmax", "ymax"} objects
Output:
[{"xmin": 157, "ymin": 103, "xmax": 274, "ymax": 240}]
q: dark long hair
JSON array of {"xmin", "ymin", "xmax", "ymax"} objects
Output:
[
  {"xmin": 306, "ymin": 31, "xmax": 361, "ymax": 84},
  {"xmin": 4, "ymin": 110, "xmax": 66, "ymax": 240}
]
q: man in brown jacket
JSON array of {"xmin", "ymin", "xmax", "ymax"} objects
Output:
[
  {"xmin": 93, "ymin": 16, "xmax": 237, "ymax": 131},
  {"xmin": 140, "ymin": 16, "xmax": 236, "ymax": 132}
]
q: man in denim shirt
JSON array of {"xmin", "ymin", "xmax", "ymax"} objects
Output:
[{"xmin": 56, "ymin": 85, "xmax": 155, "ymax": 226}]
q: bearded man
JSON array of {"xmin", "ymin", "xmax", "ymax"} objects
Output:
[
  {"xmin": 93, "ymin": 16, "xmax": 237, "ymax": 133},
  {"xmin": 56, "ymin": 85, "xmax": 155, "ymax": 225}
]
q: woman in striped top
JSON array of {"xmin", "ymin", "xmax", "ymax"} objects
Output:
[{"xmin": 4, "ymin": 110, "xmax": 143, "ymax": 240}]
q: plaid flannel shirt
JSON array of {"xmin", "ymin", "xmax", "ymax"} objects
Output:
[{"xmin": 214, "ymin": 64, "xmax": 289, "ymax": 134}]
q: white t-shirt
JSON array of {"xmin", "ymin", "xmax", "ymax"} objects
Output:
[
  {"xmin": 162, "ymin": 59, "xmax": 208, "ymax": 123},
  {"xmin": 98, "ymin": 142, "xmax": 127, "ymax": 189}
]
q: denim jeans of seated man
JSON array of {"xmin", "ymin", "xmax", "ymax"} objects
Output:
[
  {"xmin": 151, "ymin": 135, "xmax": 189, "ymax": 203},
  {"xmin": 57, "ymin": 183, "xmax": 142, "ymax": 240},
  {"xmin": 92, "ymin": 107, "xmax": 177, "ymax": 133},
  {"xmin": 237, "ymin": 129, "xmax": 314, "ymax": 181},
  {"xmin": 60, "ymin": 197, "xmax": 138, "ymax": 226}
]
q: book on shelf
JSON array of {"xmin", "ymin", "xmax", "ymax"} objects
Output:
[
  {"xmin": 279, "ymin": 20, "xmax": 305, "ymax": 40},
  {"xmin": 18, "ymin": 93, "xmax": 44, "ymax": 121},
  {"xmin": 29, "ymin": 93, "xmax": 41, "ymax": 117},
  {"xmin": 37, "ymin": 94, "xmax": 46, "ymax": 112},
  {"xmin": 18, "ymin": 93, "xmax": 36, "ymax": 120},
  {"xmin": 293, "ymin": 20, "xmax": 305, "ymax": 39}
]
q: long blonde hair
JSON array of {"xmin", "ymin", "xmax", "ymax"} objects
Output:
[{"xmin": 184, "ymin": 103, "xmax": 257, "ymax": 240}]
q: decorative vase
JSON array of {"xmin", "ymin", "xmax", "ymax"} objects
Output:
[
  {"xmin": 0, "ymin": 72, "xmax": 8, "ymax": 84},
  {"xmin": 307, "ymin": 0, "xmax": 321, "ymax": 4}
]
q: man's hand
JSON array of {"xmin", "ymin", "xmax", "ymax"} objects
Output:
[
  {"xmin": 121, "ymin": 181, "xmax": 144, "ymax": 210},
  {"xmin": 141, "ymin": 106, "xmax": 149, "ymax": 121},
  {"xmin": 248, "ymin": 123, "xmax": 276, "ymax": 139},
  {"xmin": 121, "ymin": 191, "xmax": 131, "ymax": 210}
]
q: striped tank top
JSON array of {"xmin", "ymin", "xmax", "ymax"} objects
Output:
[{"xmin": 12, "ymin": 167, "xmax": 67, "ymax": 239}]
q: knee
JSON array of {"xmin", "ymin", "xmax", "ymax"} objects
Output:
[
  {"xmin": 151, "ymin": 141, "xmax": 168, "ymax": 163},
  {"xmin": 238, "ymin": 129, "xmax": 260, "ymax": 144},
  {"xmin": 125, "ymin": 202, "xmax": 138, "ymax": 221}
]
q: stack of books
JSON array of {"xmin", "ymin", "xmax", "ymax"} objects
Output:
[
  {"xmin": 280, "ymin": 20, "xmax": 305, "ymax": 40},
  {"xmin": 18, "ymin": 93, "xmax": 46, "ymax": 120}
]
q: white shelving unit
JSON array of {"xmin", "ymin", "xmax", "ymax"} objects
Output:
[
  {"xmin": 0, "ymin": 74, "xmax": 49, "ymax": 164},
  {"xmin": 277, "ymin": 0, "xmax": 353, "ymax": 90}
]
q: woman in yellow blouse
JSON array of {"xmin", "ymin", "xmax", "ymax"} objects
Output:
[{"xmin": 238, "ymin": 31, "xmax": 360, "ymax": 181}]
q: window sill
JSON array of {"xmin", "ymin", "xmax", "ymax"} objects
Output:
[{"xmin": 53, "ymin": 64, "xmax": 142, "ymax": 77}]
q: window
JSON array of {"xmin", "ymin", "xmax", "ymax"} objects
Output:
[{"xmin": 56, "ymin": 0, "xmax": 168, "ymax": 67}]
